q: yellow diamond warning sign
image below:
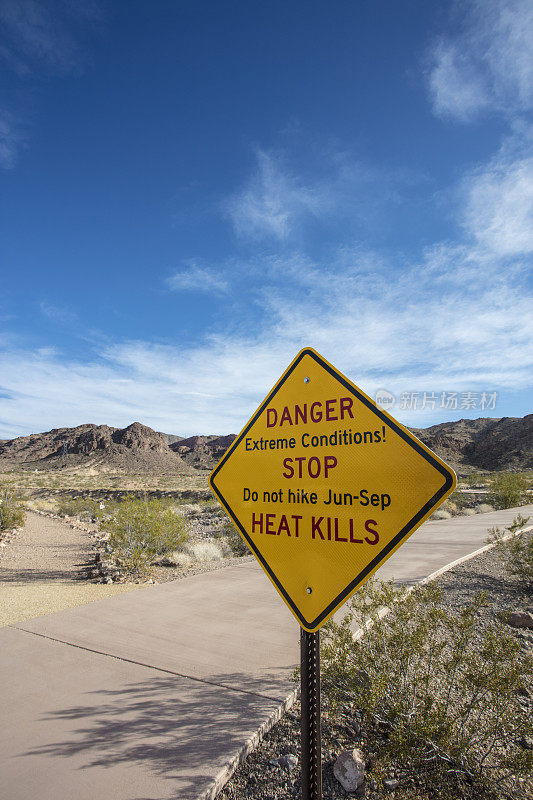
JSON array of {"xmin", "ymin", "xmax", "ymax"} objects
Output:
[{"xmin": 209, "ymin": 348, "xmax": 456, "ymax": 632}]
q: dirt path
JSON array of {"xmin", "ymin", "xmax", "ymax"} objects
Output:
[{"xmin": 0, "ymin": 512, "xmax": 140, "ymax": 626}]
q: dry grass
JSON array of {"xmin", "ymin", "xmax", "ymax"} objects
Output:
[{"xmin": 0, "ymin": 469, "xmax": 211, "ymax": 495}]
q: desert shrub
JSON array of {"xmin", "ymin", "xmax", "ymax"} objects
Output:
[
  {"xmin": 218, "ymin": 520, "xmax": 251, "ymax": 556},
  {"xmin": 321, "ymin": 579, "xmax": 532, "ymax": 794},
  {"xmin": 487, "ymin": 514, "xmax": 532, "ymax": 586},
  {"xmin": 475, "ymin": 503, "xmax": 494, "ymax": 514},
  {"xmin": 104, "ymin": 497, "xmax": 189, "ymax": 575},
  {"xmin": 430, "ymin": 508, "xmax": 452, "ymax": 520},
  {"xmin": 487, "ymin": 472, "xmax": 529, "ymax": 509},
  {"xmin": 57, "ymin": 496, "xmax": 120, "ymax": 522},
  {"xmin": 57, "ymin": 497, "xmax": 101, "ymax": 520},
  {"xmin": 24, "ymin": 497, "xmax": 59, "ymax": 514},
  {"xmin": 0, "ymin": 483, "xmax": 26, "ymax": 531},
  {"xmin": 167, "ymin": 550, "xmax": 192, "ymax": 567},
  {"xmin": 465, "ymin": 470, "xmax": 483, "ymax": 488},
  {"xmin": 187, "ymin": 540, "xmax": 223, "ymax": 562},
  {"xmin": 451, "ymin": 493, "xmax": 470, "ymax": 512}
]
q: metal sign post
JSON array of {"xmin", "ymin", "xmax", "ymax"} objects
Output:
[{"xmin": 300, "ymin": 628, "xmax": 322, "ymax": 800}]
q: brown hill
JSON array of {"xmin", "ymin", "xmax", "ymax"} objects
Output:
[
  {"xmin": 0, "ymin": 415, "xmax": 530, "ymax": 475},
  {"xmin": 0, "ymin": 422, "xmax": 194, "ymax": 475},
  {"xmin": 170, "ymin": 434, "xmax": 237, "ymax": 469},
  {"xmin": 173, "ymin": 415, "xmax": 532, "ymax": 473},
  {"xmin": 411, "ymin": 415, "xmax": 533, "ymax": 472}
]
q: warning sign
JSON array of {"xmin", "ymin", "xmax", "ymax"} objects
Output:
[{"xmin": 210, "ymin": 348, "xmax": 456, "ymax": 631}]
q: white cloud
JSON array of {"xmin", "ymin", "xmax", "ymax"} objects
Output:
[
  {"xmin": 428, "ymin": 0, "xmax": 533, "ymax": 121},
  {"xmin": 166, "ymin": 263, "xmax": 229, "ymax": 294},
  {"xmin": 1, "ymin": 235, "xmax": 531, "ymax": 438},
  {"xmin": 224, "ymin": 147, "xmax": 414, "ymax": 242},
  {"xmin": 429, "ymin": 43, "xmax": 490, "ymax": 122},
  {"xmin": 462, "ymin": 151, "xmax": 533, "ymax": 257},
  {"xmin": 225, "ymin": 149, "xmax": 331, "ymax": 240},
  {"xmin": 39, "ymin": 301, "xmax": 78, "ymax": 325}
]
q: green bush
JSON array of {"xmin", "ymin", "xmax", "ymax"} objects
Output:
[
  {"xmin": 58, "ymin": 496, "xmax": 102, "ymax": 521},
  {"xmin": 465, "ymin": 470, "xmax": 483, "ymax": 488},
  {"xmin": 488, "ymin": 514, "xmax": 532, "ymax": 586},
  {"xmin": 320, "ymin": 579, "xmax": 532, "ymax": 794},
  {"xmin": 218, "ymin": 520, "xmax": 251, "ymax": 556},
  {"xmin": 104, "ymin": 497, "xmax": 189, "ymax": 575},
  {"xmin": 0, "ymin": 483, "xmax": 25, "ymax": 531},
  {"xmin": 487, "ymin": 472, "xmax": 529, "ymax": 509}
]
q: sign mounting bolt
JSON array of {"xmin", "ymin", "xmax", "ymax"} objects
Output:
[
  {"xmin": 304, "ymin": 376, "xmax": 310, "ymax": 383},
  {"xmin": 306, "ymin": 586, "xmax": 312, "ymax": 594}
]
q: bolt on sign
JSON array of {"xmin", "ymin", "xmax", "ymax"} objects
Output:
[{"xmin": 210, "ymin": 348, "xmax": 457, "ymax": 632}]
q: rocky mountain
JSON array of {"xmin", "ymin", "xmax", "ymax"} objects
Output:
[
  {"xmin": 171, "ymin": 415, "xmax": 531, "ymax": 472},
  {"xmin": 0, "ymin": 422, "xmax": 194, "ymax": 475},
  {"xmin": 0, "ymin": 415, "xmax": 530, "ymax": 475},
  {"xmin": 411, "ymin": 414, "xmax": 533, "ymax": 472},
  {"xmin": 170, "ymin": 434, "xmax": 237, "ymax": 469}
]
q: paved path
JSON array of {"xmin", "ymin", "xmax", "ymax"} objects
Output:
[
  {"xmin": 1, "ymin": 505, "xmax": 531, "ymax": 800},
  {"xmin": 0, "ymin": 511, "xmax": 141, "ymax": 626}
]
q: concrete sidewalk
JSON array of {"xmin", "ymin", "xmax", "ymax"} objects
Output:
[{"xmin": 1, "ymin": 505, "xmax": 531, "ymax": 800}]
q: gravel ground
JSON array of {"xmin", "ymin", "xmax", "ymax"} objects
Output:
[
  {"xmin": 0, "ymin": 511, "xmax": 142, "ymax": 626},
  {"xmin": 218, "ymin": 536, "xmax": 533, "ymax": 800}
]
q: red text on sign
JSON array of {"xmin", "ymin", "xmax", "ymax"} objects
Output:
[
  {"xmin": 252, "ymin": 513, "xmax": 303, "ymax": 537},
  {"xmin": 282, "ymin": 455, "xmax": 338, "ymax": 479},
  {"xmin": 266, "ymin": 398, "xmax": 354, "ymax": 428}
]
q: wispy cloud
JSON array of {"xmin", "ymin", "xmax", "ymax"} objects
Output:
[
  {"xmin": 428, "ymin": 0, "xmax": 533, "ymax": 122},
  {"xmin": 0, "ymin": 0, "xmax": 100, "ymax": 167},
  {"xmin": 0, "ymin": 0, "xmax": 99, "ymax": 75},
  {"xmin": 224, "ymin": 147, "xmax": 414, "ymax": 242},
  {"xmin": 2, "ymin": 226, "xmax": 531, "ymax": 438},
  {"xmin": 462, "ymin": 148, "xmax": 533, "ymax": 258},
  {"xmin": 39, "ymin": 301, "xmax": 78, "ymax": 325},
  {"xmin": 3, "ymin": 117, "xmax": 533, "ymax": 437},
  {"xmin": 225, "ymin": 149, "xmax": 331, "ymax": 240},
  {"xmin": 166, "ymin": 263, "xmax": 229, "ymax": 294},
  {"xmin": 0, "ymin": 108, "xmax": 23, "ymax": 168}
]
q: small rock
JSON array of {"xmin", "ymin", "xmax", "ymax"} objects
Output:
[
  {"xmin": 519, "ymin": 735, "xmax": 533, "ymax": 750},
  {"xmin": 278, "ymin": 754, "xmax": 298, "ymax": 772},
  {"xmin": 334, "ymin": 748, "xmax": 365, "ymax": 792},
  {"xmin": 383, "ymin": 778, "xmax": 399, "ymax": 790},
  {"xmin": 504, "ymin": 611, "xmax": 533, "ymax": 630},
  {"xmin": 104, "ymin": 576, "xmax": 113, "ymax": 584},
  {"xmin": 152, "ymin": 555, "xmax": 178, "ymax": 567}
]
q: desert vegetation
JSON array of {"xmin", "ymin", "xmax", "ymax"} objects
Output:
[
  {"xmin": 0, "ymin": 482, "xmax": 26, "ymax": 532},
  {"xmin": 487, "ymin": 513, "xmax": 532, "ymax": 587},
  {"xmin": 40, "ymin": 489, "xmax": 251, "ymax": 582},
  {"xmin": 101, "ymin": 496, "xmax": 190, "ymax": 576},
  {"xmin": 320, "ymin": 579, "xmax": 532, "ymax": 797},
  {"xmin": 487, "ymin": 472, "xmax": 530, "ymax": 510},
  {"xmin": 222, "ymin": 513, "xmax": 533, "ymax": 800}
]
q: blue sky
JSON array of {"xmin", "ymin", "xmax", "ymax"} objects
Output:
[{"xmin": 1, "ymin": 0, "xmax": 532, "ymax": 438}]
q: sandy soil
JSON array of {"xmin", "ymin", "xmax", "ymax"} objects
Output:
[{"xmin": 0, "ymin": 511, "xmax": 141, "ymax": 626}]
